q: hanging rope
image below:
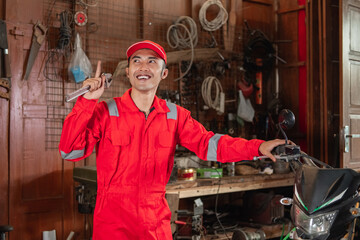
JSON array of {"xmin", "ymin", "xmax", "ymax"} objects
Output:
[
  {"xmin": 199, "ymin": 0, "xmax": 228, "ymax": 32},
  {"xmin": 167, "ymin": 16, "xmax": 198, "ymax": 81},
  {"xmin": 201, "ymin": 76, "xmax": 224, "ymax": 111}
]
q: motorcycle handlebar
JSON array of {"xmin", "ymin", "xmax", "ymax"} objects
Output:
[{"xmin": 253, "ymin": 151, "xmax": 333, "ymax": 169}]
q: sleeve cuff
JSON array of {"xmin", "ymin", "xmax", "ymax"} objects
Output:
[
  {"xmin": 251, "ymin": 139, "xmax": 265, "ymax": 156},
  {"xmin": 74, "ymin": 95, "xmax": 99, "ymax": 114}
]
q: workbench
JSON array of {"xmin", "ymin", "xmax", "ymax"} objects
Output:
[{"xmin": 165, "ymin": 172, "xmax": 295, "ymax": 238}]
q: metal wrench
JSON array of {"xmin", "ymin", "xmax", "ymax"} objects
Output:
[{"xmin": 65, "ymin": 73, "xmax": 112, "ymax": 102}]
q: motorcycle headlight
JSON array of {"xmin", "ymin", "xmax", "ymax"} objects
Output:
[{"xmin": 294, "ymin": 204, "xmax": 338, "ymax": 235}]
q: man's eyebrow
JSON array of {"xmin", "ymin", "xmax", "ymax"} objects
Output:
[{"xmin": 130, "ymin": 56, "xmax": 159, "ymax": 60}]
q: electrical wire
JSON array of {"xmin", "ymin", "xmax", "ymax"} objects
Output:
[
  {"xmin": 43, "ymin": 10, "xmax": 73, "ymax": 81},
  {"xmin": 76, "ymin": 0, "xmax": 98, "ymax": 8},
  {"xmin": 201, "ymin": 76, "xmax": 224, "ymax": 111},
  {"xmin": 167, "ymin": 16, "xmax": 197, "ymax": 81},
  {"xmin": 199, "ymin": 0, "xmax": 228, "ymax": 32},
  {"xmin": 214, "ymin": 168, "xmax": 231, "ymax": 240},
  {"xmin": 58, "ymin": 10, "xmax": 72, "ymax": 51},
  {"xmin": 45, "ymin": 0, "xmax": 57, "ymax": 26},
  {"xmin": 280, "ymin": 222, "xmax": 285, "ymax": 240},
  {"xmin": 187, "ymin": 157, "xmax": 231, "ymax": 240},
  {"xmin": 283, "ymin": 227, "xmax": 296, "ymax": 240}
]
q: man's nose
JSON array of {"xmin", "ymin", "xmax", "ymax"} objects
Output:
[{"xmin": 138, "ymin": 62, "xmax": 150, "ymax": 71}]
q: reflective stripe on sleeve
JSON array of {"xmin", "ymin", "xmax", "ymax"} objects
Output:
[
  {"xmin": 207, "ymin": 134, "xmax": 224, "ymax": 161},
  {"xmin": 106, "ymin": 99, "xmax": 119, "ymax": 117},
  {"xmin": 166, "ymin": 102, "xmax": 177, "ymax": 120},
  {"xmin": 61, "ymin": 149, "xmax": 85, "ymax": 160}
]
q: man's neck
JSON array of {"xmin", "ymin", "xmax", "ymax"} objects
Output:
[{"xmin": 130, "ymin": 88, "xmax": 157, "ymax": 115}]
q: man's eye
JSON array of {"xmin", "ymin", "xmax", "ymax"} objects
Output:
[{"xmin": 149, "ymin": 60, "xmax": 156, "ymax": 63}]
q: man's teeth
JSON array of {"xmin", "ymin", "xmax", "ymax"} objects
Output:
[{"xmin": 137, "ymin": 75, "xmax": 150, "ymax": 80}]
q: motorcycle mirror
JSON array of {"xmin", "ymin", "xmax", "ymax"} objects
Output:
[{"xmin": 278, "ymin": 109, "xmax": 295, "ymax": 130}]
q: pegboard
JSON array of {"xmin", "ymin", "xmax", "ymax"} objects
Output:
[{"xmin": 42, "ymin": 0, "xmax": 272, "ymax": 149}]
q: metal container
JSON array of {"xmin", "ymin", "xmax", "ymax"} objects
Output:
[
  {"xmin": 227, "ymin": 162, "xmax": 235, "ymax": 176},
  {"xmin": 178, "ymin": 168, "xmax": 197, "ymax": 181}
]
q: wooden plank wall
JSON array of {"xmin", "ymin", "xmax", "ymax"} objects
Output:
[
  {"xmin": 277, "ymin": 0, "xmax": 304, "ymax": 142},
  {"xmin": 0, "ymin": 0, "xmax": 302, "ymax": 239},
  {"xmin": 306, "ymin": 0, "xmax": 339, "ymax": 166},
  {"xmin": 0, "ymin": 0, "xmax": 8, "ymax": 231}
]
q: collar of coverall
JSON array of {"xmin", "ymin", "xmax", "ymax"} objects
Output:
[
  {"xmin": 119, "ymin": 89, "xmax": 168, "ymax": 113},
  {"xmin": 126, "ymin": 40, "xmax": 167, "ymax": 64}
]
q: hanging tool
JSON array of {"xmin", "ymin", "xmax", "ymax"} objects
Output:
[
  {"xmin": 65, "ymin": 73, "xmax": 113, "ymax": 102},
  {"xmin": 0, "ymin": 20, "xmax": 11, "ymax": 78},
  {"xmin": 24, "ymin": 21, "xmax": 47, "ymax": 80},
  {"xmin": 0, "ymin": 20, "xmax": 11, "ymax": 100},
  {"xmin": 74, "ymin": 11, "xmax": 88, "ymax": 26}
]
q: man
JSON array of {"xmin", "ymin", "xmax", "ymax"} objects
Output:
[{"xmin": 59, "ymin": 40, "xmax": 287, "ymax": 239}]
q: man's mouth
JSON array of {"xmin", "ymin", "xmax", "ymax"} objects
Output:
[{"xmin": 136, "ymin": 74, "xmax": 151, "ymax": 80}]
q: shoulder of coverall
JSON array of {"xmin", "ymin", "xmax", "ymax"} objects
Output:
[{"xmin": 104, "ymin": 94, "xmax": 179, "ymax": 120}]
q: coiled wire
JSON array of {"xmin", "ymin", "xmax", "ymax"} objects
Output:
[
  {"xmin": 201, "ymin": 76, "xmax": 224, "ymax": 110},
  {"xmin": 167, "ymin": 16, "xmax": 198, "ymax": 49},
  {"xmin": 58, "ymin": 10, "xmax": 72, "ymax": 50},
  {"xmin": 199, "ymin": 0, "xmax": 228, "ymax": 32},
  {"xmin": 167, "ymin": 16, "xmax": 198, "ymax": 81}
]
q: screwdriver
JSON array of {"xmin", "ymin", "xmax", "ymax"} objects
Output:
[{"xmin": 65, "ymin": 73, "xmax": 112, "ymax": 102}]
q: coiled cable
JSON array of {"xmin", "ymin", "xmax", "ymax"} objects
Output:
[
  {"xmin": 201, "ymin": 76, "xmax": 224, "ymax": 111},
  {"xmin": 167, "ymin": 16, "xmax": 198, "ymax": 81},
  {"xmin": 167, "ymin": 16, "xmax": 198, "ymax": 49},
  {"xmin": 58, "ymin": 10, "xmax": 72, "ymax": 50},
  {"xmin": 199, "ymin": 0, "xmax": 228, "ymax": 32}
]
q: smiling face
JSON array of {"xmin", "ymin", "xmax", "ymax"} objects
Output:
[{"xmin": 126, "ymin": 49, "xmax": 168, "ymax": 94}]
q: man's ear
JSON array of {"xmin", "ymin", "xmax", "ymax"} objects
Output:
[
  {"xmin": 125, "ymin": 67, "xmax": 129, "ymax": 78},
  {"xmin": 161, "ymin": 68, "xmax": 168, "ymax": 79}
]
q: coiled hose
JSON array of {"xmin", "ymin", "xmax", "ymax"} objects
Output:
[
  {"xmin": 201, "ymin": 76, "xmax": 224, "ymax": 111},
  {"xmin": 167, "ymin": 16, "xmax": 198, "ymax": 81},
  {"xmin": 199, "ymin": 0, "xmax": 228, "ymax": 32}
]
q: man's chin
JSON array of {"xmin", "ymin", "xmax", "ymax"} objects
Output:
[{"xmin": 132, "ymin": 85, "xmax": 158, "ymax": 94}]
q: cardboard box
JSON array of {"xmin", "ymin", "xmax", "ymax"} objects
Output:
[{"xmin": 196, "ymin": 168, "xmax": 223, "ymax": 178}]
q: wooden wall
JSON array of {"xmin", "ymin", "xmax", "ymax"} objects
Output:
[
  {"xmin": 0, "ymin": 0, "xmax": 8, "ymax": 232},
  {"xmin": 0, "ymin": 0, "xmax": 302, "ymax": 239},
  {"xmin": 307, "ymin": 0, "xmax": 340, "ymax": 166}
]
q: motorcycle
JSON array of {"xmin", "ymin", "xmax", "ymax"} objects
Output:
[{"xmin": 252, "ymin": 109, "xmax": 360, "ymax": 240}]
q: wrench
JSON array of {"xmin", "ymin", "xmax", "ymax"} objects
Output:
[{"xmin": 65, "ymin": 73, "xmax": 112, "ymax": 102}]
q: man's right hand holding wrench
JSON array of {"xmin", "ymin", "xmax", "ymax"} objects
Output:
[{"xmin": 65, "ymin": 61, "xmax": 112, "ymax": 102}]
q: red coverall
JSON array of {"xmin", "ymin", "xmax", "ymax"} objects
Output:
[{"xmin": 59, "ymin": 88, "xmax": 264, "ymax": 240}]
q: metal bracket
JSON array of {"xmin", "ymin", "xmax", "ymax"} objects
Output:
[
  {"xmin": 9, "ymin": 26, "xmax": 24, "ymax": 39},
  {"xmin": 344, "ymin": 125, "xmax": 360, "ymax": 153}
]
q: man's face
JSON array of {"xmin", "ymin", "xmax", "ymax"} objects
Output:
[{"xmin": 126, "ymin": 49, "xmax": 168, "ymax": 93}]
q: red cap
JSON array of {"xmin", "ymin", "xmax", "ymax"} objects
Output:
[{"xmin": 126, "ymin": 40, "xmax": 167, "ymax": 64}]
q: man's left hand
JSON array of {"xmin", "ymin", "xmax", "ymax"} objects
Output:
[{"xmin": 258, "ymin": 139, "xmax": 294, "ymax": 162}]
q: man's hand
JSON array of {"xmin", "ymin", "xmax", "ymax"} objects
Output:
[
  {"xmin": 83, "ymin": 61, "xmax": 106, "ymax": 100},
  {"xmin": 258, "ymin": 139, "xmax": 294, "ymax": 162}
]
